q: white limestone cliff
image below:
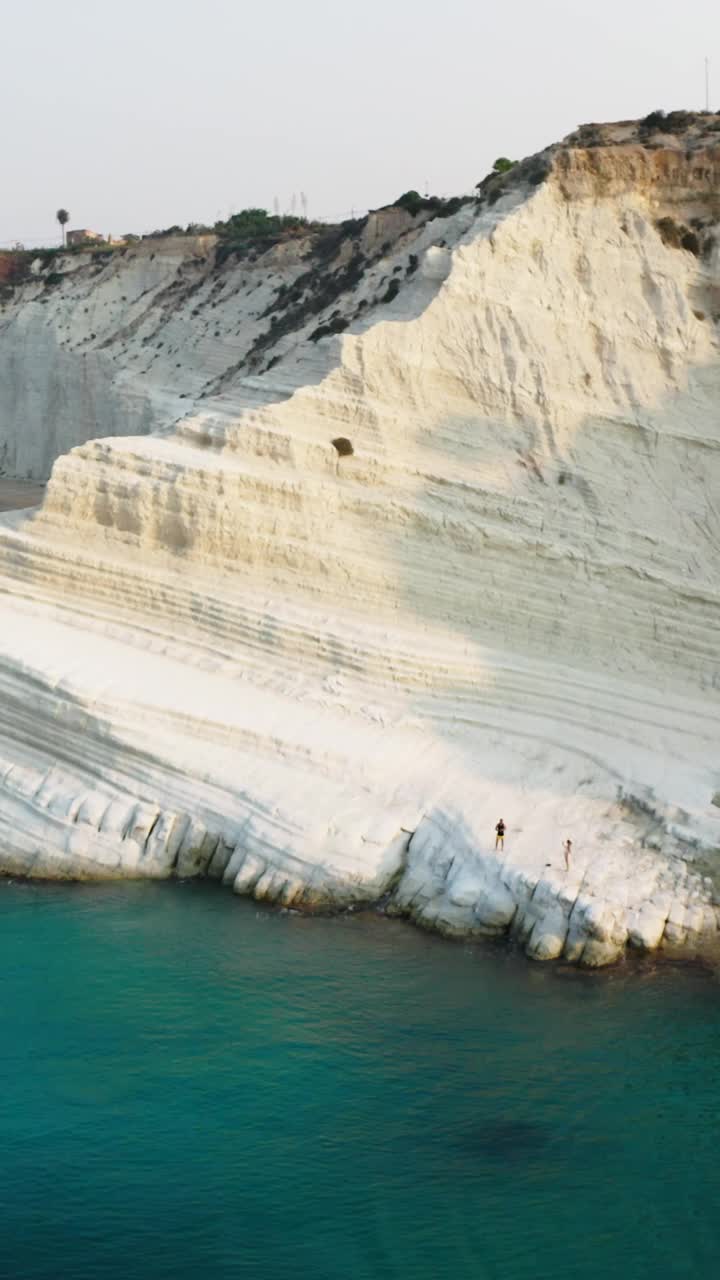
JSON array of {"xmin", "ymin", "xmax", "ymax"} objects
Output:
[{"xmin": 0, "ymin": 114, "xmax": 719, "ymax": 966}]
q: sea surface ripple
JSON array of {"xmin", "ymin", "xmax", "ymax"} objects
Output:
[{"xmin": 1, "ymin": 880, "xmax": 718, "ymax": 1279}]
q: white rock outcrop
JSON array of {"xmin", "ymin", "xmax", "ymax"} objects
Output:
[{"xmin": 0, "ymin": 119, "xmax": 719, "ymax": 965}]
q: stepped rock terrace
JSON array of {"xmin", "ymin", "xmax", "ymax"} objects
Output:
[{"xmin": 0, "ymin": 117, "xmax": 719, "ymax": 965}]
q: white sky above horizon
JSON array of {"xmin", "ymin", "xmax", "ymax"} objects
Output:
[{"xmin": 1, "ymin": 0, "xmax": 718, "ymax": 247}]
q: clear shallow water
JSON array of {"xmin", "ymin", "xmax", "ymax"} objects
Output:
[{"xmin": 1, "ymin": 881, "xmax": 718, "ymax": 1280}]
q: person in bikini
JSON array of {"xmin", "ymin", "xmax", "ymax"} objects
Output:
[{"xmin": 495, "ymin": 819, "xmax": 506, "ymax": 851}]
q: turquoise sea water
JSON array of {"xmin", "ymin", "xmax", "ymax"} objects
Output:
[{"xmin": 1, "ymin": 880, "xmax": 718, "ymax": 1280}]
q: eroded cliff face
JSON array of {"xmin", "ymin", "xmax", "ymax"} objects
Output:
[
  {"xmin": 0, "ymin": 237, "xmax": 205, "ymax": 478},
  {"xmin": 552, "ymin": 144, "xmax": 720, "ymax": 205},
  {"xmin": 32, "ymin": 144, "xmax": 720, "ymax": 685},
  {"xmin": 0, "ymin": 209, "xmax": 431, "ymax": 479},
  {"xmin": 0, "ymin": 119, "xmax": 718, "ymax": 966}
]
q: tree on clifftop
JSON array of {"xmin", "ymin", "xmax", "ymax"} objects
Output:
[{"xmin": 56, "ymin": 208, "xmax": 70, "ymax": 247}]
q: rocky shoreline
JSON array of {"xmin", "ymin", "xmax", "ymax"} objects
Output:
[
  {"xmin": 3, "ymin": 848, "xmax": 720, "ymax": 971},
  {"xmin": 1, "ymin": 779, "xmax": 718, "ymax": 968}
]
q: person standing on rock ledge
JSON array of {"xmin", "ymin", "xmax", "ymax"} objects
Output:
[
  {"xmin": 495, "ymin": 819, "xmax": 506, "ymax": 851},
  {"xmin": 563, "ymin": 839, "xmax": 572, "ymax": 870}
]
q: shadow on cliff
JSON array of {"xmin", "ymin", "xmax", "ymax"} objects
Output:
[{"xmin": 378, "ymin": 361, "xmax": 720, "ymax": 870}]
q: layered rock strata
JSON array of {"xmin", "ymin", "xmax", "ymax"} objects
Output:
[{"xmin": 0, "ymin": 116, "xmax": 719, "ymax": 965}]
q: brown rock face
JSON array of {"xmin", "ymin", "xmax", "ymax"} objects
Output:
[
  {"xmin": 544, "ymin": 112, "xmax": 720, "ymax": 210},
  {"xmin": 550, "ymin": 143, "xmax": 720, "ymax": 209}
]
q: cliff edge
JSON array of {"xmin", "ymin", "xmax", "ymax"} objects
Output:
[{"xmin": 0, "ymin": 114, "xmax": 718, "ymax": 966}]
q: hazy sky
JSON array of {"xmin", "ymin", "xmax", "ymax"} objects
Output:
[{"xmin": 2, "ymin": 0, "xmax": 717, "ymax": 246}]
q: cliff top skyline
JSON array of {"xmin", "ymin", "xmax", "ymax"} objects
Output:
[{"xmin": 1, "ymin": 0, "xmax": 717, "ymax": 247}]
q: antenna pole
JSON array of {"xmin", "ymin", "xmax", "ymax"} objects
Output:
[{"xmin": 705, "ymin": 57, "xmax": 710, "ymax": 112}]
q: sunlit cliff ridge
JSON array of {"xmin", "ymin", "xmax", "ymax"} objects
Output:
[{"xmin": 0, "ymin": 112, "xmax": 719, "ymax": 965}]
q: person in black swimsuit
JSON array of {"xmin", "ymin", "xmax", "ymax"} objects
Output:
[{"xmin": 495, "ymin": 819, "xmax": 506, "ymax": 851}]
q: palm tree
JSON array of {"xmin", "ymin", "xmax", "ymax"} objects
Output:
[{"xmin": 56, "ymin": 208, "xmax": 70, "ymax": 247}]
